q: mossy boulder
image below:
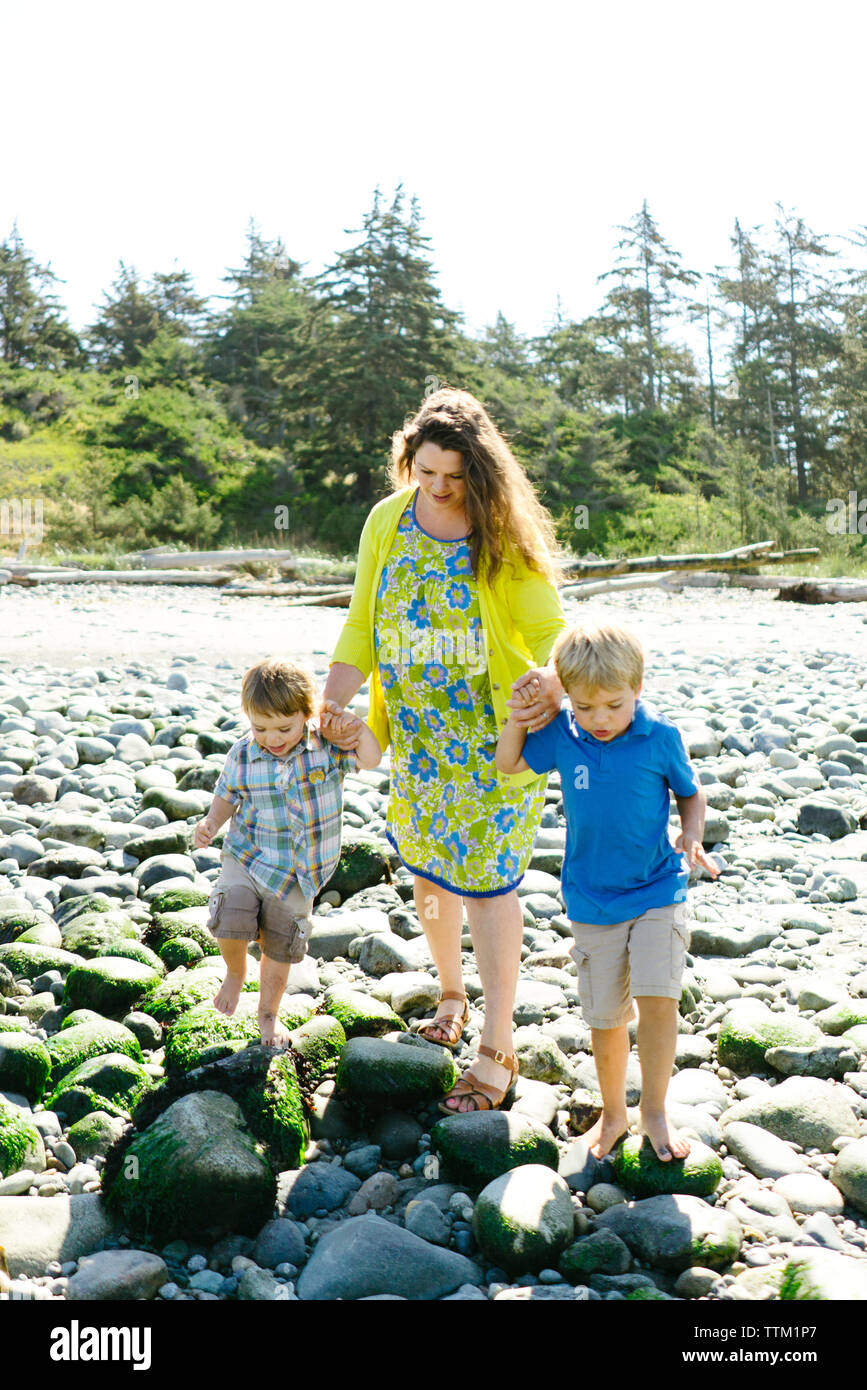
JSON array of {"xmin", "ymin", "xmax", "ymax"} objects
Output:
[
  {"xmin": 60, "ymin": 911, "xmax": 139, "ymax": 958},
  {"xmin": 320, "ymin": 986, "xmax": 406, "ymax": 1038},
  {"xmin": 717, "ymin": 1002, "xmax": 823, "ymax": 1074},
  {"xmin": 53, "ymin": 894, "xmax": 117, "ymax": 928},
  {"xmin": 287, "ymin": 1015, "xmax": 346, "ymax": 1091},
  {"xmin": 46, "ymin": 1020, "xmax": 144, "ymax": 1083},
  {"xmin": 159, "ymin": 937, "xmax": 204, "ymax": 969},
  {"xmin": 335, "ymin": 1035, "xmax": 456, "ymax": 1110},
  {"xmin": 0, "ymin": 1031, "xmax": 52, "ymax": 1103},
  {"xmin": 143, "ymin": 912, "xmax": 219, "ymax": 958},
  {"xmin": 15, "ymin": 921, "xmax": 63, "ymax": 948},
  {"xmin": 67, "ymin": 1110, "xmax": 128, "ymax": 1162},
  {"xmin": 558, "ymin": 1230, "xmax": 632, "ymax": 1283},
  {"xmin": 596, "ymin": 1193, "xmax": 743, "ymax": 1272},
  {"xmin": 61, "ymin": 1009, "xmax": 105, "ymax": 1030},
  {"xmin": 325, "ymin": 834, "xmax": 391, "ymax": 899},
  {"xmin": 813, "ymin": 1000, "xmax": 867, "ymax": 1036},
  {"xmin": 0, "ymin": 906, "xmax": 44, "ymax": 945},
  {"xmin": 163, "ymin": 996, "xmax": 313, "ymax": 1076},
  {"xmin": 612, "ymin": 1136, "xmax": 723, "ymax": 1199},
  {"xmin": 240, "ymin": 1051, "xmax": 308, "ymax": 1169},
  {"xmin": 96, "ymin": 940, "xmax": 166, "ymax": 975},
  {"xmin": 102, "ymin": 1090, "xmax": 275, "ymax": 1244},
  {"xmin": 0, "ymin": 1097, "xmax": 46, "ymax": 1178},
  {"xmin": 0, "ymin": 943, "xmax": 85, "ymax": 981},
  {"xmin": 63, "ymin": 957, "xmax": 162, "ymax": 1018},
  {"xmin": 47, "ymin": 1052, "xmax": 152, "ymax": 1123},
  {"xmin": 175, "ymin": 763, "xmax": 222, "ymax": 793},
  {"xmin": 148, "ymin": 887, "xmax": 210, "ymax": 915},
  {"xmin": 431, "ymin": 1110, "xmax": 560, "ymax": 1188},
  {"xmin": 472, "ymin": 1165, "xmax": 575, "ymax": 1274}
]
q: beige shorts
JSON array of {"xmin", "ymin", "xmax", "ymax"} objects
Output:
[
  {"xmin": 206, "ymin": 853, "xmax": 314, "ymax": 965},
  {"xmin": 569, "ymin": 902, "xmax": 690, "ymax": 1029}
]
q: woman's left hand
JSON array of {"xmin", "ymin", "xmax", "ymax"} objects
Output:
[{"xmin": 507, "ymin": 667, "xmax": 564, "ymax": 732}]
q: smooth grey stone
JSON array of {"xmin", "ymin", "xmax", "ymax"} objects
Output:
[
  {"xmin": 831, "ymin": 1136, "xmax": 867, "ymax": 1215},
  {"xmin": 251, "ymin": 1218, "xmax": 306, "ymax": 1270},
  {"xmin": 596, "ymin": 1194, "xmax": 742, "ymax": 1271},
  {"xmin": 296, "ymin": 1213, "xmax": 480, "ymax": 1300},
  {"xmin": 722, "ymin": 1122, "xmax": 810, "ymax": 1179},
  {"xmin": 773, "ymin": 1172, "xmax": 844, "ymax": 1217},
  {"xmin": 66, "ymin": 1248, "xmax": 168, "ymax": 1300},
  {"xmin": 0, "ymin": 1193, "xmax": 113, "ymax": 1277},
  {"xmin": 725, "ymin": 1187, "xmax": 800, "ymax": 1243},
  {"xmin": 404, "ymin": 1198, "xmax": 451, "ymax": 1246},
  {"xmin": 277, "ymin": 1163, "xmax": 361, "ymax": 1219},
  {"xmin": 721, "ymin": 1076, "xmax": 861, "ymax": 1151},
  {"xmin": 779, "ymin": 1247, "xmax": 867, "ymax": 1299}
]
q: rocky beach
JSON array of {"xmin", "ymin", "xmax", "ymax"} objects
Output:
[{"xmin": 1, "ymin": 581, "xmax": 867, "ymax": 1304}]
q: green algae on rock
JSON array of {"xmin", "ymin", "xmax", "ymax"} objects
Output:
[
  {"xmin": 325, "ymin": 833, "xmax": 392, "ymax": 900},
  {"xmin": 102, "ymin": 1090, "xmax": 275, "ymax": 1244},
  {"xmin": 63, "ymin": 957, "xmax": 162, "ymax": 1018},
  {"xmin": 148, "ymin": 887, "xmax": 211, "ymax": 915},
  {"xmin": 0, "ymin": 1031, "xmax": 52, "ymax": 1103},
  {"xmin": 46, "ymin": 1051, "xmax": 152, "ymax": 1123},
  {"xmin": 431, "ymin": 1110, "xmax": 560, "ymax": 1188},
  {"xmin": 287, "ymin": 1015, "xmax": 346, "ymax": 1091},
  {"xmin": 0, "ymin": 943, "xmax": 85, "ymax": 981},
  {"xmin": 241, "ymin": 1051, "xmax": 308, "ymax": 1169},
  {"xmin": 472, "ymin": 1164, "xmax": 575, "ymax": 1274},
  {"xmin": 136, "ymin": 965, "xmax": 240, "ymax": 1026},
  {"xmin": 60, "ymin": 911, "xmax": 139, "ymax": 958},
  {"xmin": 716, "ymin": 1001, "xmax": 823, "ymax": 1073},
  {"xmin": 612, "ymin": 1135, "xmax": 723, "ymax": 1199},
  {"xmin": 319, "ymin": 986, "xmax": 405, "ymax": 1038},
  {"xmin": 143, "ymin": 913, "xmax": 220, "ymax": 959},
  {"xmin": 163, "ymin": 996, "xmax": 313, "ymax": 1076},
  {"xmin": 335, "ymin": 1035, "xmax": 455, "ymax": 1110},
  {"xmin": 0, "ymin": 1097, "xmax": 46, "ymax": 1177},
  {"xmin": 159, "ymin": 937, "xmax": 205, "ymax": 969},
  {"xmin": 46, "ymin": 1019, "xmax": 144, "ymax": 1084}
]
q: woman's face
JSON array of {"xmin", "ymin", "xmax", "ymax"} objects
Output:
[{"xmin": 412, "ymin": 441, "xmax": 467, "ymax": 515}]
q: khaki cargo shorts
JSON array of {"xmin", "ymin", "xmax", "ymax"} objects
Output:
[
  {"xmin": 569, "ymin": 901, "xmax": 690, "ymax": 1029},
  {"xmin": 206, "ymin": 853, "xmax": 314, "ymax": 965}
]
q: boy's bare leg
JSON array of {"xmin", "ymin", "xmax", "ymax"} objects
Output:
[
  {"xmin": 214, "ymin": 937, "xmax": 247, "ymax": 1015},
  {"xmin": 258, "ymin": 952, "xmax": 292, "ymax": 1048},
  {"xmin": 582, "ymin": 1025, "xmax": 630, "ymax": 1158},
  {"xmin": 413, "ymin": 877, "xmax": 465, "ymax": 1042},
  {"xmin": 635, "ymin": 995, "xmax": 690, "ymax": 1160}
]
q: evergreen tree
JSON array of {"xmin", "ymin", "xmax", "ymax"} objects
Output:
[
  {"xmin": 0, "ymin": 225, "xmax": 80, "ymax": 367},
  {"xmin": 87, "ymin": 263, "xmax": 207, "ymax": 371}
]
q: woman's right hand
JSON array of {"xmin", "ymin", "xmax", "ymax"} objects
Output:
[
  {"xmin": 319, "ymin": 698, "xmax": 363, "ymax": 750},
  {"xmin": 194, "ymin": 816, "xmax": 216, "ymax": 849}
]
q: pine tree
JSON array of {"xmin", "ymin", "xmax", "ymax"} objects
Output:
[{"xmin": 0, "ymin": 225, "xmax": 80, "ymax": 367}]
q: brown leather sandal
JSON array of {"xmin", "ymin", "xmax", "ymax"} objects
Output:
[
  {"xmin": 437, "ymin": 1044, "xmax": 519, "ymax": 1114},
  {"xmin": 414, "ymin": 994, "xmax": 469, "ymax": 1050}
]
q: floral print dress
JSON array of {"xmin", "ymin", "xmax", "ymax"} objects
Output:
[{"xmin": 374, "ymin": 491, "xmax": 546, "ymax": 897}]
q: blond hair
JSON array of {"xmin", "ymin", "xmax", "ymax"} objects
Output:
[
  {"xmin": 241, "ymin": 658, "xmax": 316, "ymax": 719},
  {"xmin": 553, "ymin": 622, "xmax": 644, "ymax": 694},
  {"xmin": 388, "ymin": 385, "xmax": 561, "ymax": 587}
]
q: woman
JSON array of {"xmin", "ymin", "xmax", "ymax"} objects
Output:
[{"xmin": 323, "ymin": 387, "xmax": 566, "ymax": 1111}]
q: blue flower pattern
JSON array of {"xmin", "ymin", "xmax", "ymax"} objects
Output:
[{"xmin": 373, "ymin": 493, "xmax": 546, "ymax": 894}]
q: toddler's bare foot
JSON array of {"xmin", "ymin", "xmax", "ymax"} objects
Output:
[
  {"xmin": 259, "ymin": 1009, "xmax": 290, "ymax": 1049},
  {"xmin": 214, "ymin": 972, "xmax": 244, "ymax": 1016},
  {"xmin": 582, "ymin": 1112, "xmax": 629, "ymax": 1159},
  {"xmin": 641, "ymin": 1108, "xmax": 691, "ymax": 1161}
]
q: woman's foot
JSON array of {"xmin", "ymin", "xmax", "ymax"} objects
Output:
[
  {"xmin": 439, "ymin": 1045, "xmax": 518, "ymax": 1113},
  {"xmin": 214, "ymin": 972, "xmax": 244, "ymax": 1016},
  {"xmin": 258, "ymin": 1008, "xmax": 290, "ymax": 1049},
  {"xmin": 415, "ymin": 995, "xmax": 469, "ymax": 1049},
  {"xmin": 641, "ymin": 1107, "xmax": 691, "ymax": 1160},
  {"xmin": 582, "ymin": 1112, "xmax": 629, "ymax": 1160}
]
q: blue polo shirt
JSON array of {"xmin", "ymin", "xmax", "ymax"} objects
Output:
[{"xmin": 521, "ymin": 698, "xmax": 700, "ymax": 925}]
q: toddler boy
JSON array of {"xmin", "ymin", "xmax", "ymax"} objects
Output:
[
  {"xmin": 496, "ymin": 622, "xmax": 719, "ymax": 1160},
  {"xmin": 194, "ymin": 657, "xmax": 381, "ymax": 1047}
]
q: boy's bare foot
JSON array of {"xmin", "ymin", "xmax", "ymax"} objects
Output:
[
  {"xmin": 641, "ymin": 1108, "xmax": 691, "ymax": 1161},
  {"xmin": 259, "ymin": 1009, "xmax": 290, "ymax": 1049},
  {"xmin": 582, "ymin": 1112, "xmax": 629, "ymax": 1159},
  {"xmin": 214, "ymin": 972, "xmax": 244, "ymax": 1016}
]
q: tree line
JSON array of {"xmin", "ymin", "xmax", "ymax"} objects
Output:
[{"xmin": 0, "ymin": 188, "xmax": 865, "ymax": 559}]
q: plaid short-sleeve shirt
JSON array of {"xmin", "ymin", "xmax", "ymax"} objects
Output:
[{"xmin": 214, "ymin": 726, "xmax": 357, "ymax": 901}]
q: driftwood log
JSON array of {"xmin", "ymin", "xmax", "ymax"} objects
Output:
[
  {"xmin": 10, "ymin": 569, "xmax": 235, "ymax": 586},
  {"xmin": 561, "ymin": 572, "xmax": 679, "ymax": 599},
  {"xmin": 661, "ymin": 572, "xmax": 867, "ymax": 602},
  {"xmin": 562, "ymin": 541, "xmax": 820, "ymax": 578}
]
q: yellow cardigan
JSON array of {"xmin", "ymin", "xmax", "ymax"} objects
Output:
[{"xmin": 330, "ymin": 487, "xmax": 568, "ymax": 787}]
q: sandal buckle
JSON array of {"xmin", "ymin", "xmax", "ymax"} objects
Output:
[{"xmin": 492, "ymin": 1049, "xmax": 507, "ymax": 1066}]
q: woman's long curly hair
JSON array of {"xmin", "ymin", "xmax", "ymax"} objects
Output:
[{"xmin": 388, "ymin": 386, "xmax": 562, "ymax": 587}]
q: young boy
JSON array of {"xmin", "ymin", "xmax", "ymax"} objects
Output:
[
  {"xmin": 496, "ymin": 622, "xmax": 719, "ymax": 1161},
  {"xmin": 194, "ymin": 657, "xmax": 381, "ymax": 1048}
]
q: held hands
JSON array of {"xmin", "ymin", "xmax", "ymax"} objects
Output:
[
  {"xmin": 319, "ymin": 698, "xmax": 363, "ymax": 751},
  {"xmin": 674, "ymin": 833, "xmax": 721, "ymax": 877},
  {"xmin": 194, "ymin": 815, "xmax": 218, "ymax": 849},
  {"xmin": 507, "ymin": 667, "xmax": 563, "ymax": 732}
]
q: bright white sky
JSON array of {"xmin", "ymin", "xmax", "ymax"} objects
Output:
[{"xmin": 5, "ymin": 0, "xmax": 867, "ymax": 370}]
